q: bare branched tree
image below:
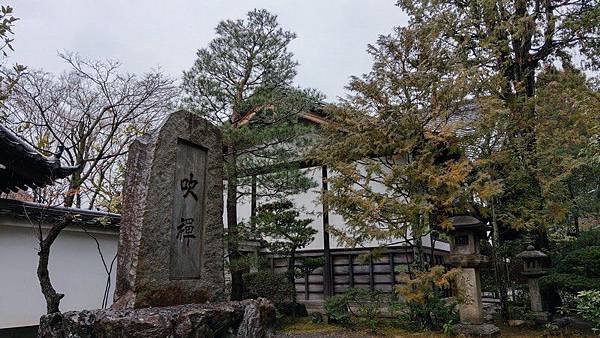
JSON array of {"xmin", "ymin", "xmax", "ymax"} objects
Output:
[{"xmin": 6, "ymin": 52, "xmax": 178, "ymax": 210}]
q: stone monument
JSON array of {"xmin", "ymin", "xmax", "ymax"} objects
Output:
[
  {"xmin": 113, "ymin": 110, "xmax": 224, "ymax": 309},
  {"xmin": 516, "ymin": 245, "xmax": 550, "ymax": 323},
  {"xmin": 38, "ymin": 111, "xmax": 276, "ymax": 338},
  {"xmin": 446, "ymin": 216, "xmax": 500, "ymax": 337}
]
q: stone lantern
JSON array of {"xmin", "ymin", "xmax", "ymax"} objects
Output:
[
  {"xmin": 516, "ymin": 245, "xmax": 549, "ymax": 323},
  {"xmin": 446, "ymin": 216, "xmax": 500, "ymax": 336}
]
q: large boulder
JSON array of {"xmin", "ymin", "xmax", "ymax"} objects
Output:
[{"xmin": 38, "ymin": 298, "xmax": 275, "ymax": 338}]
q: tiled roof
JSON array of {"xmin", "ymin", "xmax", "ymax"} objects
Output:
[
  {"xmin": 0, "ymin": 198, "xmax": 120, "ymax": 231},
  {"xmin": 0, "ymin": 124, "xmax": 80, "ymax": 193}
]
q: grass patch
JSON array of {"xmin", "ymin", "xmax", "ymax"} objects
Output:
[
  {"xmin": 278, "ymin": 316, "xmax": 344, "ymax": 334},
  {"xmin": 277, "ymin": 316, "xmax": 446, "ymax": 337},
  {"xmin": 277, "ymin": 317, "xmax": 597, "ymax": 337}
]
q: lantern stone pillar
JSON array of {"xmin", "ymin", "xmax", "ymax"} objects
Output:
[
  {"xmin": 516, "ymin": 245, "xmax": 550, "ymax": 323},
  {"xmin": 446, "ymin": 216, "xmax": 500, "ymax": 337}
]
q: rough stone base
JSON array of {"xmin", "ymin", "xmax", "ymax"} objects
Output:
[
  {"xmin": 38, "ymin": 298, "xmax": 275, "ymax": 338},
  {"xmin": 526, "ymin": 311, "xmax": 550, "ymax": 324},
  {"xmin": 454, "ymin": 323, "xmax": 501, "ymax": 337}
]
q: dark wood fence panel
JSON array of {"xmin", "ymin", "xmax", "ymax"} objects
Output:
[{"xmin": 266, "ymin": 247, "xmax": 448, "ymax": 302}]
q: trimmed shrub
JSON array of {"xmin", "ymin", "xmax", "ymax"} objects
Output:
[
  {"xmin": 576, "ymin": 290, "xmax": 600, "ymax": 333},
  {"xmin": 324, "ymin": 287, "xmax": 388, "ymax": 333},
  {"xmin": 394, "ymin": 265, "xmax": 459, "ymax": 332},
  {"xmin": 242, "ymin": 271, "xmax": 295, "ymax": 306},
  {"xmin": 541, "ymin": 230, "xmax": 600, "ymax": 294},
  {"xmin": 324, "ymin": 293, "xmax": 351, "ymax": 325}
]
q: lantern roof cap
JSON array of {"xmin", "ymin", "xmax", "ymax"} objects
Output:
[
  {"xmin": 450, "ymin": 215, "xmax": 481, "ymax": 227},
  {"xmin": 516, "ymin": 245, "xmax": 547, "ymax": 259},
  {"xmin": 448, "ymin": 216, "xmax": 488, "ymax": 234}
]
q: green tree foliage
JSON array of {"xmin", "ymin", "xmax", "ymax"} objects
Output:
[
  {"xmin": 314, "ymin": 0, "xmax": 599, "ymax": 322},
  {"xmin": 0, "ymin": 5, "xmax": 24, "ymax": 116},
  {"xmin": 242, "ymin": 271, "xmax": 295, "ymax": 307},
  {"xmin": 0, "ymin": 5, "xmax": 17, "ymax": 56},
  {"xmin": 252, "ymin": 200, "xmax": 316, "ymax": 283},
  {"xmin": 394, "ymin": 0, "xmax": 600, "ymax": 240},
  {"xmin": 576, "ymin": 290, "xmax": 600, "ymax": 333},
  {"xmin": 312, "ymin": 25, "xmax": 477, "ymax": 268},
  {"xmin": 542, "ymin": 229, "xmax": 600, "ymax": 293},
  {"xmin": 182, "ymin": 8, "xmax": 322, "ymax": 300},
  {"xmin": 534, "ymin": 67, "xmax": 600, "ymax": 234}
]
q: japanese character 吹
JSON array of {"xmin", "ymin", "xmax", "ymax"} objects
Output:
[{"xmin": 180, "ymin": 172, "xmax": 198, "ymax": 201}]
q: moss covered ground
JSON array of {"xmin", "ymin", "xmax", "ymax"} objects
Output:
[{"xmin": 275, "ymin": 317, "xmax": 596, "ymax": 337}]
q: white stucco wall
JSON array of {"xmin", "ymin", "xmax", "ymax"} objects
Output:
[
  {"xmin": 231, "ymin": 166, "xmax": 450, "ymax": 252},
  {"xmin": 0, "ymin": 218, "xmax": 118, "ymax": 329}
]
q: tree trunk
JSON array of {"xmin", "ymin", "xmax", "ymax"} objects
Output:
[
  {"xmin": 288, "ymin": 250, "xmax": 298, "ymax": 317},
  {"xmin": 227, "ymin": 150, "xmax": 244, "ymax": 301},
  {"xmin": 287, "ymin": 250, "xmax": 296, "ymax": 284},
  {"xmin": 491, "ymin": 200, "xmax": 510, "ymax": 322},
  {"xmin": 64, "ymin": 169, "xmax": 83, "ymax": 208},
  {"xmin": 37, "ymin": 214, "xmax": 73, "ymax": 314}
]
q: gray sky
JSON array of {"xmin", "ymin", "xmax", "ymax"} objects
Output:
[{"xmin": 7, "ymin": 1, "xmax": 407, "ymax": 101}]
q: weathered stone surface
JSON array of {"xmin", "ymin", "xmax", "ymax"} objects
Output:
[
  {"xmin": 456, "ymin": 268, "xmax": 484, "ymax": 324},
  {"xmin": 113, "ymin": 110, "xmax": 224, "ymax": 309},
  {"xmin": 526, "ymin": 311, "xmax": 550, "ymax": 324},
  {"xmin": 38, "ymin": 298, "xmax": 276, "ymax": 338},
  {"xmin": 453, "ymin": 323, "xmax": 500, "ymax": 337},
  {"xmin": 507, "ymin": 319, "xmax": 528, "ymax": 327}
]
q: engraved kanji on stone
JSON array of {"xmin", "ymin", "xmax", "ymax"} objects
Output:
[
  {"xmin": 177, "ymin": 217, "xmax": 196, "ymax": 247},
  {"xmin": 180, "ymin": 172, "xmax": 198, "ymax": 201}
]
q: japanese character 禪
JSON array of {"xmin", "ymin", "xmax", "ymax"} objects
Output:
[{"xmin": 177, "ymin": 217, "xmax": 196, "ymax": 247}]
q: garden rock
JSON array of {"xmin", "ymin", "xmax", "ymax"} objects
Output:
[
  {"xmin": 508, "ymin": 319, "xmax": 528, "ymax": 327},
  {"xmin": 550, "ymin": 316, "xmax": 574, "ymax": 328},
  {"xmin": 453, "ymin": 323, "xmax": 501, "ymax": 337},
  {"xmin": 278, "ymin": 302, "xmax": 308, "ymax": 317},
  {"xmin": 38, "ymin": 298, "xmax": 276, "ymax": 338}
]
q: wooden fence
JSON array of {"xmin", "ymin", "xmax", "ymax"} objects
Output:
[{"xmin": 267, "ymin": 246, "xmax": 448, "ymax": 303}]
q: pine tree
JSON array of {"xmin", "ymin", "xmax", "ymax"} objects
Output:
[
  {"xmin": 252, "ymin": 200, "xmax": 316, "ymax": 283},
  {"xmin": 182, "ymin": 9, "xmax": 322, "ymax": 300}
]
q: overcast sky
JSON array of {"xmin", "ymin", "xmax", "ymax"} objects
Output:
[{"xmin": 7, "ymin": 1, "xmax": 408, "ymax": 101}]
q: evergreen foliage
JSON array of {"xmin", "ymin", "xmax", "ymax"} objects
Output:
[
  {"xmin": 182, "ymin": 8, "xmax": 323, "ymax": 300},
  {"xmin": 252, "ymin": 200, "xmax": 316, "ymax": 282},
  {"xmin": 242, "ymin": 271, "xmax": 295, "ymax": 306},
  {"xmin": 542, "ymin": 229, "xmax": 600, "ymax": 293}
]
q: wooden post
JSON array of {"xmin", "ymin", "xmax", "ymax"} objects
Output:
[
  {"xmin": 349, "ymin": 254, "xmax": 354, "ymax": 288},
  {"xmin": 322, "ymin": 166, "xmax": 333, "ymax": 298},
  {"xmin": 304, "ymin": 270, "xmax": 310, "ymax": 300},
  {"xmin": 369, "ymin": 253, "xmax": 374, "ymax": 291},
  {"xmin": 388, "ymin": 252, "xmax": 395, "ymax": 284},
  {"xmin": 389, "ymin": 252, "xmax": 396, "ymax": 299},
  {"xmin": 250, "ymin": 175, "xmax": 257, "ymax": 221}
]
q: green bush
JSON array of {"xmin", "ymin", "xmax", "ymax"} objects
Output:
[
  {"xmin": 242, "ymin": 271, "xmax": 295, "ymax": 306},
  {"xmin": 323, "ymin": 293, "xmax": 351, "ymax": 325},
  {"xmin": 569, "ymin": 230, "xmax": 600, "ymax": 249},
  {"xmin": 576, "ymin": 290, "xmax": 600, "ymax": 333},
  {"xmin": 392, "ymin": 289, "xmax": 458, "ymax": 332},
  {"xmin": 324, "ymin": 287, "xmax": 388, "ymax": 333},
  {"xmin": 393, "ymin": 265, "xmax": 459, "ymax": 332},
  {"xmin": 541, "ymin": 231, "xmax": 600, "ymax": 294}
]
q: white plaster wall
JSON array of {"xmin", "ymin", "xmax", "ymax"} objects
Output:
[
  {"xmin": 232, "ymin": 166, "xmax": 450, "ymax": 252},
  {"xmin": 0, "ymin": 219, "xmax": 118, "ymax": 329}
]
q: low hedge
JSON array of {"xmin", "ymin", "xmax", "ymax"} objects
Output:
[{"xmin": 242, "ymin": 271, "xmax": 295, "ymax": 306}]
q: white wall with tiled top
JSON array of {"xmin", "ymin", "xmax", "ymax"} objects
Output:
[{"xmin": 0, "ymin": 218, "xmax": 118, "ymax": 329}]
